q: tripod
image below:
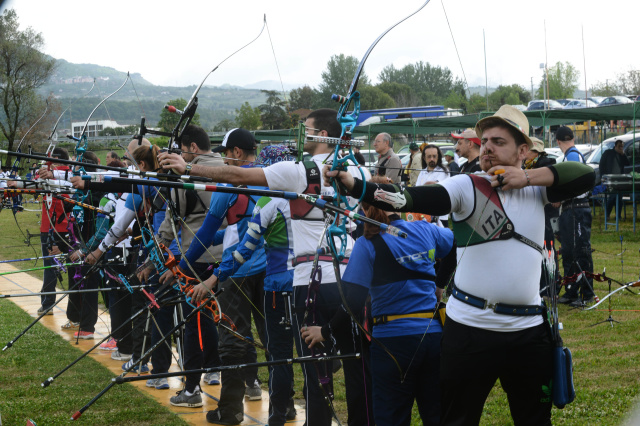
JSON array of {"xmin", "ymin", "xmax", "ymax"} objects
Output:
[{"xmin": 590, "ymin": 278, "xmax": 622, "ymax": 327}]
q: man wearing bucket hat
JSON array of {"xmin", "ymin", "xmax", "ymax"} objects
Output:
[
  {"xmin": 451, "ymin": 129, "xmax": 481, "ymax": 174},
  {"xmin": 324, "ymin": 105, "xmax": 595, "ymax": 425}
]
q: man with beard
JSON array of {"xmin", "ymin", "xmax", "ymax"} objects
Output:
[{"xmin": 452, "ymin": 129, "xmax": 481, "ymax": 174}]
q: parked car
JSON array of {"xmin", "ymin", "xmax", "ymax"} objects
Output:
[
  {"xmin": 597, "ymin": 96, "xmax": 633, "ymax": 107},
  {"xmin": 625, "ymin": 95, "xmax": 638, "ymax": 101},
  {"xmin": 527, "ymin": 100, "xmax": 564, "ymax": 111},
  {"xmin": 556, "ymin": 99, "xmax": 575, "ymax": 106},
  {"xmin": 512, "ymin": 104, "xmax": 528, "ymax": 112},
  {"xmin": 588, "ymin": 96, "xmax": 605, "ymax": 105},
  {"xmin": 585, "ymin": 134, "xmax": 640, "ymax": 183},
  {"xmin": 563, "ymin": 99, "xmax": 598, "ymax": 109}
]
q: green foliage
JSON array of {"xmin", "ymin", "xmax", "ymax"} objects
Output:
[
  {"xmin": 235, "ymin": 102, "xmax": 262, "ymax": 130},
  {"xmin": 289, "ymin": 85, "xmax": 318, "ymax": 111},
  {"xmin": 99, "ymin": 125, "xmax": 138, "ymax": 137},
  {"xmin": 359, "ymin": 85, "xmax": 396, "ymax": 110},
  {"xmin": 317, "ymin": 54, "xmax": 369, "ymax": 108},
  {"xmin": 0, "ymin": 9, "xmax": 57, "ymax": 157},
  {"xmin": 590, "ymin": 82, "xmax": 618, "ymax": 97},
  {"xmin": 616, "ymin": 70, "xmax": 640, "ymax": 95},
  {"xmin": 537, "ymin": 61, "xmax": 580, "ymax": 99},
  {"xmin": 259, "ymin": 90, "xmax": 290, "ymax": 130},
  {"xmin": 377, "ymin": 82, "xmax": 418, "ymax": 107},
  {"xmin": 489, "ymin": 84, "xmax": 531, "ymax": 110},
  {"xmin": 212, "ymin": 119, "xmax": 236, "ymax": 132},
  {"xmin": 156, "ymin": 98, "xmax": 200, "ymax": 133},
  {"xmin": 468, "ymin": 93, "xmax": 490, "ymax": 113}
]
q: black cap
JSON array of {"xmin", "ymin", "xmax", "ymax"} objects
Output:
[
  {"xmin": 556, "ymin": 126, "xmax": 574, "ymax": 142},
  {"xmin": 212, "ymin": 128, "xmax": 256, "ymax": 153}
]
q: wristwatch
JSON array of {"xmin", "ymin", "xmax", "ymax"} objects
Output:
[{"xmin": 185, "ymin": 162, "xmax": 193, "ymax": 175}]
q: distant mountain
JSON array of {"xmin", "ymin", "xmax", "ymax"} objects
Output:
[
  {"xmin": 467, "ymin": 85, "xmax": 497, "ymax": 96},
  {"xmin": 243, "ymin": 80, "xmax": 301, "ymax": 91},
  {"xmin": 37, "ymin": 58, "xmax": 271, "ymax": 129}
]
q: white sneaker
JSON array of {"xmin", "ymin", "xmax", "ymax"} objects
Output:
[{"xmin": 111, "ymin": 350, "xmax": 132, "ymax": 361}]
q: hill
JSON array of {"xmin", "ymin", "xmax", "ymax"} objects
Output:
[{"xmin": 37, "ymin": 58, "xmax": 272, "ymax": 129}]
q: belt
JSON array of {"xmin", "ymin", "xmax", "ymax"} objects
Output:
[
  {"xmin": 373, "ymin": 311, "xmax": 434, "ymax": 325},
  {"xmin": 451, "ymin": 284, "xmax": 544, "ymax": 316},
  {"xmin": 561, "ymin": 199, "xmax": 590, "ymax": 210},
  {"xmin": 292, "ymin": 255, "xmax": 349, "ymax": 267}
]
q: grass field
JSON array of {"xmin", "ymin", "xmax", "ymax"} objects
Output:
[{"xmin": 1, "ymin": 199, "xmax": 640, "ymax": 424}]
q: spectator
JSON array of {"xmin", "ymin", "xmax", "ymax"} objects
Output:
[
  {"xmin": 599, "ymin": 139, "xmax": 630, "ymax": 220},
  {"xmin": 373, "ymin": 132, "xmax": 402, "ymax": 183}
]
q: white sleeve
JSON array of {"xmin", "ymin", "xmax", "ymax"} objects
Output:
[
  {"xmin": 99, "ymin": 208, "xmax": 137, "ymax": 252},
  {"xmin": 263, "ymin": 162, "xmax": 307, "ymax": 193},
  {"xmin": 439, "ymin": 175, "xmax": 475, "ymax": 219}
]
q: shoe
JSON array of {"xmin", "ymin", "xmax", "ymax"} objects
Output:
[
  {"xmin": 570, "ymin": 297, "xmax": 594, "ymax": 308},
  {"xmin": 99, "ymin": 337, "xmax": 118, "ymax": 350},
  {"xmin": 558, "ymin": 295, "xmax": 577, "ymax": 304},
  {"xmin": 245, "ymin": 380, "xmax": 262, "ymax": 401},
  {"xmin": 285, "ymin": 399, "xmax": 297, "ymax": 421},
  {"xmin": 146, "ymin": 378, "xmax": 169, "ymax": 390},
  {"xmin": 122, "ymin": 359, "xmax": 149, "ymax": 374},
  {"xmin": 206, "ymin": 408, "xmax": 242, "ymax": 425},
  {"xmin": 170, "ymin": 389, "xmax": 203, "ymax": 408},
  {"xmin": 37, "ymin": 307, "xmax": 54, "ymax": 316},
  {"xmin": 111, "ymin": 350, "xmax": 132, "ymax": 361},
  {"xmin": 61, "ymin": 321, "xmax": 79, "ymax": 329},
  {"xmin": 73, "ymin": 331, "xmax": 94, "ymax": 339},
  {"xmin": 203, "ymin": 372, "xmax": 220, "ymax": 385}
]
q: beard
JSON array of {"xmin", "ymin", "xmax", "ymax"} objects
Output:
[{"xmin": 428, "ymin": 161, "xmax": 437, "ymax": 169}]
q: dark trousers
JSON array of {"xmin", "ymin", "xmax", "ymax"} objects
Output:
[
  {"xmin": 217, "ymin": 272, "xmax": 266, "ymax": 417},
  {"xmin": 371, "ymin": 333, "xmax": 441, "ymax": 426},
  {"xmin": 66, "ymin": 264, "xmax": 100, "ymax": 333},
  {"xmin": 292, "ymin": 283, "xmax": 373, "ymax": 426},
  {"xmin": 182, "ymin": 262, "xmax": 220, "ymax": 392},
  {"xmin": 440, "ymin": 318, "xmax": 553, "ymax": 426},
  {"xmin": 559, "ymin": 206, "xmax": 594, "ymax": 299},
  {"xmin": 264, "ymin": 290, "xmax": 295, "ymax": 426},
  {"xmin": 40, "ymin": 233, "xmax": 63, "ymax": 309},
  {"xmin": 105, "ymin": 251, "xmax": 135, "ymax": 353}
]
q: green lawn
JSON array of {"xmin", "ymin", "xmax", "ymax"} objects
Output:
[{"xmin": 1, "ymin": 200, "xmax": 640, "ymax": 424}]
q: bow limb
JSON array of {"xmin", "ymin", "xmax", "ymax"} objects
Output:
[{"xmin": 583, "ymin": 280, "xmax": 640, "ymax": 311}]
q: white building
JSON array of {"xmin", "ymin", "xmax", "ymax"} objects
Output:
[{"xmin": 71, "ymin": 119, "xmax": 122, "ymax": 138}]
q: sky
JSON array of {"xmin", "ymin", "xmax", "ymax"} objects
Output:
[{"xmin": 3, "ymin": 0, "xmax": 639, "ymax": 94}]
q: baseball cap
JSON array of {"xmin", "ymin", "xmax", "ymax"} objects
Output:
[
  {"xmin": 409, "ymin": 142, "xmax": 419, "ymax": 151},
  {"xmin": 212, "ymin": 128, "xmax": 257, "ymax": 153},
  {"xmin": 444, "ymin": 150, "xmax": 455, "ymax": 157},
  {"xmin": 555, "ymin": 126, "xmax": 574, "ymax": 142},
  {"xmin": 530, "ymin": 137, "xmax": 545, "ymax": 153},
  {"xmin": 451, "ymin": 129, "xmax": 481, "ymax": 146},
  {"xmin": 475, "ymin": 105, "xmax": 533, "ymax": 148}
]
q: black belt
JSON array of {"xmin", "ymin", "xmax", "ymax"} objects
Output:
[
  {"xmin": 561, "ymin": 199, "xmax": 590, "ymax": 210},
  {"xmin": 292, "ymin": 255, "xmax": 349, "ymax": 267},
  {"xmin": 451, "ymin": 284, "xmax": 544, "ymax": 316}
]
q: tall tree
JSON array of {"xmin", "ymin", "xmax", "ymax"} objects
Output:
[
  {"xmin": 377, "ymin": 82, "xmax": 419, "ymax": 107},
  {"xmin": 289, "ymin": 85, "xmax": 318, "ymax": 111},
  {"xmin": 589, "ymin": 81, "xmax": 618, "ymax": 97},
  {"xmin": 358, "ymin": 86, "xmax": 396, "ymax": 110},
  {"xmin": 318, "ymin": 54, "xmax": 369, "ymax": 101},
  {"xmin": 258, "ymin": 90, "xmax": 290, "ymax": 130},
  {"xmin": 536, "ymin": 61, "xmax": 580, "ymax": 99},
  {"xmin": 0, "ymin": 9, "xmax": 56, "ymax": 159},
  {"xmin": 378, "ymin": 61, "xmax": 462, "ymax": 105},
  {"xmin": 212, "ymin": 119, "xmax": 236, "ymax": 132},
  {"xmin": 235, "ymin": 102, "xmax": 262, "ymax": 130},
  {"xmin": 616, "ymin": 70, "xmax": 640, "ymax": 95},
  {"xmin": 157, "ymin": 98, "xmax": 201, "ymax": 133},
  {"xmin": 488, "ymin": 84, "xmax": 531, "ymax": 110}
]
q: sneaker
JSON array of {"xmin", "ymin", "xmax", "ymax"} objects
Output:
[
  {"xmin": 37, "ymin": 307, "xmax": 54, "ymax": 316},
  {"xmin": 61, "ymin": 321, "xmax": 80, "ymax": 329},
  {"xmin": 111, "ymin": 350, "xmax": 132, "ymax": 361},
  {"xmin": 245, "ymin": 380, "xmax": 262, "ymax": 401},
  {"xmin": 558, "ymin": 295, "xmax": 577, "ymax": 304},
  {"xmin": 122, "ymin": 358, "xmax": 150, "ymax": 374},
  {"xmin": 206, "ymin": 408, "xmax": 242, "ymax": 425},
  {"xmin": 170, "ymin": 389, "xmax": 203, "ymax": 408},
  {"xmin": 146, "ymin": 377, "xmax": 169, "ymax": 390},
  {"xmin": 285, "ymin": 399, "xmax": 297, "ymax": 421},
  {"xmin": 570, "ymin": 297, "xmax": 594, "ymax": 308},
  {"xmin": 203, "ymin": 372, "xmax": 220, "ymax": 385},
  {"xmin": 73, "ymin": 331, "xmax": 94, "ymax": 339},
  {"xmin": 99, "ymin": 337, "xmax": 118, "ymax": 350}
]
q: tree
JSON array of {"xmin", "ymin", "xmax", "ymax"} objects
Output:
[
  {"xmin": 488, "ymin": 84, "xmax": 531, "ymax": 110},
  {"xmin": 318, "ymin": 54, "xmax": 369, "ymax": 102},
  {"xmin": 616, "ymin": 70, "xmax": 640, "ymax": 95},
  {"xmin": 289, "ymin": 85, "xmax": 318, "ymax": 111},
  {"xmin": 536, "ymin": 61, "xmax": 580, "ymax": 99},
  {"xmin": 377, "ymin": 82, "xmax": 419, "ymax": 107},
  {"xmin": 378, "ymin": 61, "xmax": 462, "ymax": 105},
  {"xmin": 99, "ymin": 125, "xmax": 138, "ymax": 137},
  {"xmin": 0, "ymin": 9, "xmax": 56, "ymax": 163},
  {"xmin": 235, "ymin": 102, "xmax": 262, "ymax": 130},
  {"xmin": 212, "ymin": 119, "xmax": 235, "ymax": 132},
  {"xmin": 258, "ymin": 90, "xmax": 290, "ymax": 130},
  {"xmin": 589, "ymin": 81, "xmax": 618, "ymax": 97},
  {"xmin": 467, "ymin": 93, "xmax": 489, "ymax": 113},
  {"xmin": 358, "ymin": 86, "xmax": 396, "ymax": 110},
  {"xmin": 157, "ymin": 98, "xmax": 201, "ymax": 133}
]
